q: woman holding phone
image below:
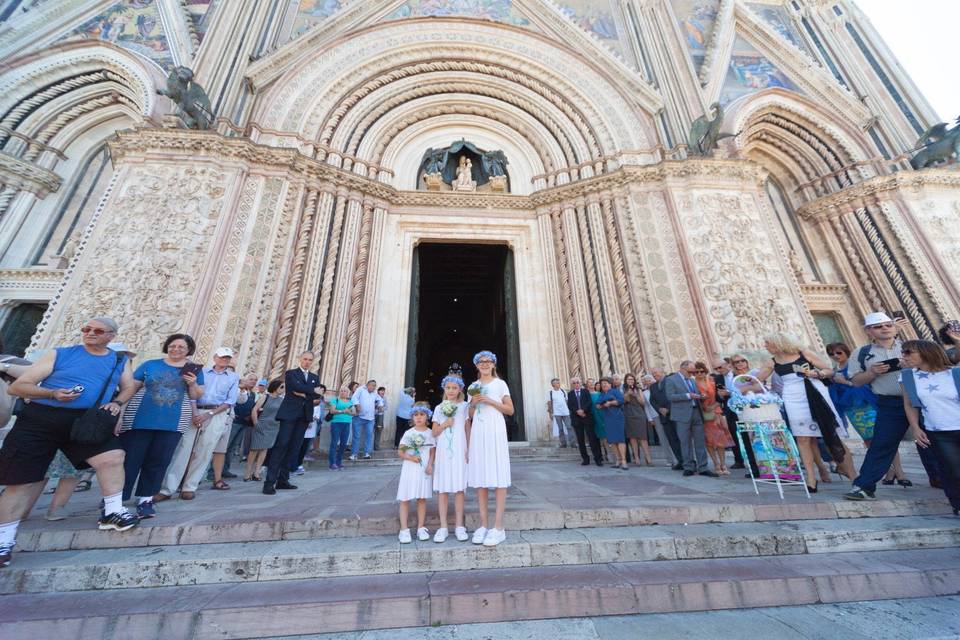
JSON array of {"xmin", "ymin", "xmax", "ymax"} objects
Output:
[{"xmin": 117, "ymin": 334, "xmax": 204, "ymax": 519}]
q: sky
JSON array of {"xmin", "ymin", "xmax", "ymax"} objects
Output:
[{"xmin": 855, "ymin": 0, "xmax": 959, "ymax": 121}]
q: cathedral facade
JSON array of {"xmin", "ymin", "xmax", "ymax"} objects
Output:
[{"xmin": 0, "ymin": 0, "xmax": 957, "ymax": 441}]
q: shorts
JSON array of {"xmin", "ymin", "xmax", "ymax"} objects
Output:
[{"xmin": 0, "ymin": 402, "xmax": 123, "ymax": 485}]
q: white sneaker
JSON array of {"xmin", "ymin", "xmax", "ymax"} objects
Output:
[
  {"xmin": 294, "ymin": 466, "xmax": 305, "ymax": 475},
  {"xmin": 398, "ymin": 529, "xmax": 412, "ymax": 544},
  {"xmin": 417, "ymin": 527, "xmax": 430, "ymax": 541},
  {"xmin": 472, "ymin": 526, "xmax": 488, "ymax": 544},
  {"xmin": 482, "ymin": 528, "xmax": 506, "ymax": 547},
  {"xmin": 433, "ymin": 527, "xmax": 448, "ymax": 543},
  {"xmin": 455, "ymin": 526, "xmax": 469, "ymax": 542},
  {"xmin": 348, "ymin": 455, "xmax": 357, "ymax": 461}
]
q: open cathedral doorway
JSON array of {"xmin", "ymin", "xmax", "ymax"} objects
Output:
[{"xmin": 404, "ymin": 242, "xmax": 525, "ymax": 440}]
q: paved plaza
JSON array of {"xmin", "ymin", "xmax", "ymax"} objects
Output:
[{"xmin": 1, "ymin": 445, "xmax": 958, "ymax": 638}]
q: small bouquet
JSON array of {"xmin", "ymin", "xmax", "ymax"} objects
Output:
[
  {"xmin": 467, "ymin": 381, "xmax": 485, "ymax": 397},
  {"xmin": 438, "ymin": 399, "xmax": 458, "ymax": 418},
  {"xmin": 727, "ymin": 374, "xmax": 783, "ymax": 422},
  {"xmin": 399, "ymin": 431, "xmax": 433, "ymax": 468}
]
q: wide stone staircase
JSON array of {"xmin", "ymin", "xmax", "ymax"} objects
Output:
[{"xmin": 1, "ymin": 454, "xmax": 958, "ymax": 639}]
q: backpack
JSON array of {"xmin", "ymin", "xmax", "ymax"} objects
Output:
[{"xmin": 900, "ymin": 367, "xmax": 960, "ymax": 409}]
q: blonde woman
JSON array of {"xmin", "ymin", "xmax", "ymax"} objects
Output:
[{"xmin": 756, "ymin": 334, "xmax": 857, "ymax": 492}]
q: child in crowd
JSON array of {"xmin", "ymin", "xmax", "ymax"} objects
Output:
[
  {"xmin": 396, "ymin": 403, "xmax": 436, "ymax": 543},
  {"xmin": 431, "ymin": 375, "xmax": 471, "ymax": 542},
  {"xmin": 466, "ymin": 350, "xmax": 514, "ymax": 547}
]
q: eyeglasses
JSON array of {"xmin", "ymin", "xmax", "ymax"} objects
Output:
[
  {"xmin": 828, "ymin": 351, "xmax": 846, "ymax": 356},
  {"xmin": 695, "ymin": 369, "xmax": 707, "ymax": 374},
  {"xmin": 713, "ymin": 366, "xmax": 725, "ymax": 371},
  {"xmin": 80, "ymin": 326, "xmax": 111, "ymax": 335},
  {"xmin": 869, "ymin": 323, "xmax": 895, "ymax": 329},
  {"xmin": 477, "ymin": 360, "xmax": 494, "ymax": 365},
  {"xmin": 900, "ymin": 349, "xmax": 914, "ymax": 355}
]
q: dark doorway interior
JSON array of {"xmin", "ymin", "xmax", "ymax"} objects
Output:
[
  {"xmin": 1, "ymin": 303, "xmax": 46, "ymax": 356},
  {"xmin": 405, "ymin": 242, "xmax": 524, "ymax": 439}
]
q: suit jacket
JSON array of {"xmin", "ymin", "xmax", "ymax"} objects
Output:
[
  {"xmin": 648, "ymin": 378, "xmax": 671, "ymax": 419},
  {"xmin": 276, "ymin": 368, "xmax": 321, "ymax": 422},
  {"xmin": 566, "ymin": 388, "xmax": 593, "ymax": 423},
  {"xmin": 664, "ymin": 373, "xmax": 698, "ymax": 423}
]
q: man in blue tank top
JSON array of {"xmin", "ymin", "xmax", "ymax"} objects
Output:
[{"xmin": 0, "ymin": 316, "xmax": 141, "ymax": 568}]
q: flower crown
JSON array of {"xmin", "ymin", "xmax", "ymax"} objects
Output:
[
  {"xmin": 410, "ymin": 402, "xmax": 433, "ymax": 417},
  {"xmin": 441, "ymin": 375, "xmax": 465, "ymax": 389},
  {"xmin": 473, "ymin": 350, "xmax": 497, "ymax": 365}
]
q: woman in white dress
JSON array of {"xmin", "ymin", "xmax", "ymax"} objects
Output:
[
  {"xmin": 396, "ymin": 404, "xmax": 436, "ymax": 543},
  {"xmin": 756, "ymin": 333, "xmax": 857, "ymax": 492},
  {"xmin": 431, "ymin": 375, "xmax": 471, "ymax": 543},
  {"xmin": 466, "ymin": 350, "xmax": 513, "ymax": 547}
]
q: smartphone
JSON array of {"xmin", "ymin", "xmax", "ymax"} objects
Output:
[
  {"xmin": 70, "ymin": 384, "xmax": 85, "ymax": 394},
  {"xmin": 891, "ymin": 310, "xmax": 905, "ymax": 321},
  {"xmin": 791, "ymin": 364, "xmax": 809, "ymax": 374},
  {"xmin": 880, "ymin": 358, "xmax": 902, "ymax": 372},
  {"xmin": 181, "ymin": 362, "xmax": 202, "ymax": 377}
]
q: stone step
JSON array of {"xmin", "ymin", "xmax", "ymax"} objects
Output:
[
  {"xmin": 3, "ymin": 548, "xmax": 957, "ymax": 638},
  {"xmin": 4, "ymin": 516, "xmax": 958, "ymax": 594},
  {"xmin": 15, "ymin": 493, "xmax": 952, "ymax": 554}
]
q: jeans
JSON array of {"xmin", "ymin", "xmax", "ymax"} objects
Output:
[
  {"xmin": 329, "ymin": 421, "xmax": 350, "ymax": 466},
  {"xmin": 351, "ymin": 417, "xmax": 375, "ymax": 457},
  {"xmin": 222, "ymin": 421, "xmax": 249, "ymax": 475},
  {"xmin": 928, "ymin": 430, "xmax": 960, "ymax": 511},
  {"xmin": 265, "ymin": 418, "xmax": 308, "ymax": 485},
  {"xmin": 120, "ymin": 429, "xmax": 182, "ymax": 501},
  {"xmin": 553, "ymin": 414, "xmax": 573, "ymax": 446}
]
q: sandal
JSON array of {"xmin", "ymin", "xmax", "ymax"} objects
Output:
[{"xmin": 212, "ymin": 480, "xmax": 230, "ymax": 490}]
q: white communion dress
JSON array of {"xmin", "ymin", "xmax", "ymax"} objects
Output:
[
  {"xmin": 432, "ymin": 400, "xmax": 469, "ymax": 493},
  {"xmin": 396, "ymin": 427, "xmax": 437, "ymax": 501},
  {"xmin": 466, "ymin": 377, "xmax": 512, "ymax": 489}
]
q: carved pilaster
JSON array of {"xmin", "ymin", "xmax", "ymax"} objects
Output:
[
  {"xmin": 576, "ymin": 201, "xmax": 613, "ymax": 376},
  {"xmin": 585, "ymin": 197, "xmax": 628, "ymax": 373},
  {"xmin": 310, "ymin": 192, "xmax": 348, "ymax": 369},
  {"xmin": 602, "ymin": 195, "xmax": 644, "ymax": 373},
  {"xmin": 320, "ymin": 195, "xmax": 364, "ymax": 385},
  {"xmin": 340, "ymin": 200, "xmax": 374, "ymax": 383},
  {"xmin": 549, "ymin": 206, "xmax": 582, "ymax": 377},
  {"xmin": 561, "ymin": 204, "xmax": 599, "ymax": 376}
]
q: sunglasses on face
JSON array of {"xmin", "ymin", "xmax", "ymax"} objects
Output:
[
  {"xmin": 80, "ymin": 326, "xmax": 110, "ymax": 335},
  {"xmin": 732, "ymin": 359, "xmax": 747, "ymax": 365}
]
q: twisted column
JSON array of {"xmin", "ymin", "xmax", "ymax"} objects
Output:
[
  {"xmin": 339, "ymin": 200, "xmax": 374, "ymax": 383},
  {"xmin": 311, "ymin": 192, "xmax": 348, "ymax": 366},
  {"xmin": 601, "ymin": 196, "xmax": 644, "ymax": 373},
  {"xmin": 269, "ymin": 187, "xmax": 314, "ymax": 379},
  {"xmin": 577, "ymin": 201, "xmax": 612, "ymax": 376},
  {"xmin": 550, "ymin": 206, "xmax": 582, "ymax": 376}
]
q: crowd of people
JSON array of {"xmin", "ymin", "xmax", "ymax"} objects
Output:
[{"xmin": 0, "ymin": 308, "xmax": 958, "ymax": 568}]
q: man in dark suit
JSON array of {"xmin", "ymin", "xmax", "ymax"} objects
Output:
[
  {"xmin": 264, "ymin": 351, "xmax": 322, "ymax": 495},
  {"xmin": 649, "ymin": 367, "xmax": 683, "ymax": 470},
  {"xmin": 567, "ymin": 376, "xmax": 603, "ymax": 466}
]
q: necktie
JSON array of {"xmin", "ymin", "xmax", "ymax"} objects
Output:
[{"xmin": 575, "ymin": 390, "xmax": 581, "ymax": 409}]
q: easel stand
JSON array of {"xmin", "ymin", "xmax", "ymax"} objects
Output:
[{"xmin": 737, "ymin": 420, "xmax": 810, "ymax": 500}]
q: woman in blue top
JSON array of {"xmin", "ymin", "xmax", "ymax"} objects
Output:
[
  {"xmin": 327, "ymin": 385, "xmax": 356, "ymax": 470},
  {"xmin": 596, "ymin": 377, "xmax": 627, "ymax": 469},
  {"xmin": 118, "ymin": 334, "xmax": 203, "ymax": 518}
]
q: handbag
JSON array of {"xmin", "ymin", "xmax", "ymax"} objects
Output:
[{"xmin": 70, "ymin": 352, "xmax": 124, "ymax": 445}]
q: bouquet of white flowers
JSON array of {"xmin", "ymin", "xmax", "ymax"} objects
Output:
[
  {"xmin": 399, "ymin": 431, "xmax": 433, "ymax": 468},
  {"xmin": 467, "ymin": 381, "xmax": 485, "ymax": 397},
  {"xmin": 439, "ymin": 399, "xmax": 458, "ymax": 418}
]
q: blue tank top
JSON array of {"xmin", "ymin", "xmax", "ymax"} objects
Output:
[{"xmin": 35, "ymin": 345, "xmax": 126, "ymax": 410}]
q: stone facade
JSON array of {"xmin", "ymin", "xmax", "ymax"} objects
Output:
[{"xmin": 0, "ymin": 1, "xmax": 957, "ymax": 443}]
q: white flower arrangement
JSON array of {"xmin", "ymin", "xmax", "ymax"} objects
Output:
[{"xmin": 439, "ymin": 399, "xmax": 458, "ymax": 418}]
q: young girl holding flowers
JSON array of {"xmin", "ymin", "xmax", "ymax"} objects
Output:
[
  {"xmin": 396, "ymin": 403, "xmax": 436, "ymax": 543},
  {"xmin": 431, "ymin": 375, "xmax": 471, "ymax": 542},
  {"xmin": 466, "ymin": 350, "xmax": 514, "ymax": 547}
]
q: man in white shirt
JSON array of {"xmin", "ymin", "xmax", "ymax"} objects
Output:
[
  {"xmin": 349, "ymin": 379, "xmax": 378, "ymax": 460},
  {"xmin": 547, "ymin": 378, "xmax": 572, "ymax": 447}
]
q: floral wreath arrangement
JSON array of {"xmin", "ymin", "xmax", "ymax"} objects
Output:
[{"xmin": 726, "ymin": 374, "xmax": 783, "ymax": 422}]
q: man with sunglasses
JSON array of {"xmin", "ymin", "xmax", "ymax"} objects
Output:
[
  {"xmin": 844, "ymin": 312, "xmax": 935, "ymax": 500},
  {"xmin": 0, "ymin": 317, "xmax": 141, "ymax": 567}
]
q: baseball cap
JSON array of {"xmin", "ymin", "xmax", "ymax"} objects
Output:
[
  {"xmin": 863, "ymin": 312, "xmax": 893, "ymax": 327},
  {"xmin": 214, "ymin": 346, "xmax": 235, "ymax": 358},
  {"xmin": 257, "ymin": 378, "xmax": 268, "ymax": 386}
]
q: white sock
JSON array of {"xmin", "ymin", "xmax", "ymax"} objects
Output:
[
  {"xmin": 102, "ymin": 492, "xmax": 124, "ymax": 516},
  {"xmin": 138, "ymin": 496, "xmax": 152, "ymax": 505},
  {"xmin": 0, "ymin": 520, "xmax": 19, "ymax": 546}
]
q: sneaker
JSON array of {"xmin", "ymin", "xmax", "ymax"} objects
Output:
[
  {"xmin": 294, "ymin": 466, "xmax": 306, "ymax": 475},
  {"xmin": 0, "ymin": 543, "xmax": 12, "ymax": 568},
  {"xmin": 303, "ymin": 455, "xmax": 317, "ymax": 462},
  {"xmin": 98, "ymin": 510, "xmax": 140, "ymax": 532},
  {"xmin": 417, "ymin": 527, "xmax": 430, "ymax": 541},
  {"xmin": 398, "ymin": 529, "xmax": 412, "ymax": 544},
  {"xmin": 843, "ymin": 487, "xmax": 876, "ymax": 501},
  {"xmin": 482, "ymin": 528, "xmax": 506, "ymax": 547},
  {"xmin": 472, "ymin": 526, "xmax": 488, "ymax": 545},
  {"xmin": 136, "ymin": 501, "xmax": 156, "ymax": 519},
  {"xmin": 433, "ymin": 527, "xmax": 449, "ymax": 543},
  {"xmin": 363, "ymin": 454, "xmax": 371, "ymax": 460},
  {"xmin": 455, "ymin": 526, "xmax": 469, "ymax": 542},
  {"xmin": 348, "ymin": 455, "xmax": 357, "ymax": 461}
]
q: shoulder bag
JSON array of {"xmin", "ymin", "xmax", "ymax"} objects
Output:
[{"xmin": 70, "ymin": 352, "xmax": 124, "ymax": 445}]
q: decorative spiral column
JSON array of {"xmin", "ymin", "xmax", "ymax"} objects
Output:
[
  {"xmin": 549, "ymin": 205, "xmax": 582, "ymax": 376},
  {"xmin": 339, "ymin": 200, "xmax": 374, "ymax": 383},
  {"xmin": 269, "ymin": 187, "xmax": 313, "ymax": 379},
  {"xmin": 576, "ymin": 199, "xmax": 613, "ymax": 376},
  {"xmin": 311, "ymin": 189, "xmax": 349, "ymax": 368},
  {"xmin": 601, "ymin": 195, "xmax": 644, "ymax": 373}
]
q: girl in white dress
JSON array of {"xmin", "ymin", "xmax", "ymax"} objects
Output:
[
  {"xmin": 466, "ymin": 350, "xmax": 514, "ymax": 547},
  {"xmin": 431, "ymin": 375, "xmax": 471, "ymax": 543},
  {"xmin": 396, "ymin": 404, "xmax": 436, "ymax": 543}
]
